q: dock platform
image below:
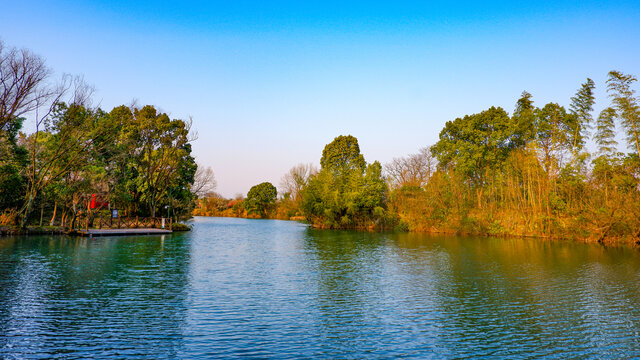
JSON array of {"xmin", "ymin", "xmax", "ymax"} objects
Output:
[{"xmin": 75, "ymin": 228, "xmax": 172, "ymax": 237}]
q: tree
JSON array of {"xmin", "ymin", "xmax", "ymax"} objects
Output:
[
  {"xmin": 432, "ymin": 106, "xmax": 518, "ymax": 207},
  {"xmin": 569, "ymin": 78, "xmax": 596, "ymax": 156},
  {"xmin": 0, "ymin": 116, "xmax": 27, "ymax": 210},
  {"xmin": 302, "ymin": 135, "xmax": 387, "ymax": 228},
  {"xmin": 384, "ymin": 147, "xmax": 435, "ymax": 189},
  {"xmin": 595, "ymin": 107, "xmax": 618, "ymax": 156},
  {"xmin": 245, "ymin": 182, "xmax": 277, "ymax": 217},
  {"xmin": 533, "ymin": 103, "xmax": 574, "ymax": 175},
  {"xmin": 320, "ymin": 135, "xmax": 366, "ymax": 174},
  {"xmin": 280, "ymin": 163, "xmax": 315, "ymax": 201},
  {"xmin": 607, "ymin": 71, "xmax": 640, "ymax": 160},
  {"xmin": 19, "ymin": 102, "xmax": 114, "ymax": 226},
  {"xmin": 0, "ymin": 40, "xmax": 53, "ymax": 132},
  {"xmin": 192, "ymin": 164, "xmax": 217, "ymax": 198},
  {"xmin": 512, "ymin": 91, "xmax": 536, "ymax": 146},
  {"xmin": 126, "ymin": 105, "xmax": 195, "ymax": 217}
]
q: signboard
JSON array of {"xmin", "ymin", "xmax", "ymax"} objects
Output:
[{"xmin": 111, "ymin": 209, "xmax": 119, "ymax": 219}]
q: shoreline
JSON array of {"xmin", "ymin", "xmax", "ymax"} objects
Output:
[
  {"xmin": 0, "ymin": 224, "xmax": 192, "ymax": 237},
  {"xmin": 191, "ymin": 215, "xmax": 640, "ymax": 247}
]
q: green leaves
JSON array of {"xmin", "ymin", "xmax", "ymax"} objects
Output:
[
  {"xmin": 302, "ymin": 135, "xmax": 387, "ymax": 229},
  {"xmin": 569, "ymin": 78, "xmax": 595, "ymax": 154},
  {"xmin": 245, "ymin": 182, "xmax": 277, "ymax": 217},
  {"xmin": 595, "ymin": 107, "xmax": 618, "ymax": 156},
  {"xmin": 432, "ymin": 106, "xmax": 515, "ymax": 186},
  {"xmin": 607, "ymin": 71, "xmax": 640, "ymax": 158},
  {"xmin": 320, "ymin": 135, "xmax": 366, "ymax": 174}
]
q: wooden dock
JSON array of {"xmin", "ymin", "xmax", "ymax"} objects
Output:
[{"xmin": 75, "ymin": 228, "xmax": 172, "ymax": 237}]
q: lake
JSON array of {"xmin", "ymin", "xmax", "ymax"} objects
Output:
[{"xmin": 1, "ymin": 216, "xmax": 639, "ymax": 358}]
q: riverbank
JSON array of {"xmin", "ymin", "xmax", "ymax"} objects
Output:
[
  {"xmin": 0, "ymin": 225, "xmax": 67, "ymax": 236},
  {"xmin": 192, "ymin": 214, "xmax": 640, "ymax": 247},
  {"xmin": 0, "ymin": 223, "xmax": 192, "ymax": 237}
]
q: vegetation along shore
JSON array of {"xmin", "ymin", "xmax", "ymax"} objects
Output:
[
  {"xmin": 2, "ymin": 41, "xmax": 640, "ymax": 245},
  {"xmin": 0, "ymin": 41, "xmax": 210, "ymax": 233},
  {"xmin": 196, "ymin": 74, "xmax": 640, "ymax": 245}
]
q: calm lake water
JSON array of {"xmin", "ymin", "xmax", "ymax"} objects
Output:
[{"xmin": 1, "ymin": 216, "xmax": 639, "ymax": 359}]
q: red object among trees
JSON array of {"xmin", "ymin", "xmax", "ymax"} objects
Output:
[{"xmin": 90, "ymin": 194, "xmax": 109, "ymax": 209}]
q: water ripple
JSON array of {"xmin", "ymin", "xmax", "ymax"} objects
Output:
[{"xmin": 1, "ymin": 219, "xmax": 640, "ymax": 358}]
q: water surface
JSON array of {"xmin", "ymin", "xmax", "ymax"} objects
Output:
[{"xmin": 1, "ymin": 217, "xmax": 639, "ymax": 358}]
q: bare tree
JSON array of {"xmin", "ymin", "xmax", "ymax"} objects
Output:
[
  {"xmin": 192, "ymin": 164, "xmax": 217, "ymax": 198},
  {"xmin": 280, "ymin": 163, "xmax": 316, "ymax": 200},
  {"xmin": 0, "ymin": 40, "xmax": 55, "ymax": 131},
  {"xmin": 384, "ymin": 147, "xmax": 435, "ymax": 188}
]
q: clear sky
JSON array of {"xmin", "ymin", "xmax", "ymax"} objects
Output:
[{"xmin": 1, "ymin": 1, "xmax": 639, "ymax": 197}]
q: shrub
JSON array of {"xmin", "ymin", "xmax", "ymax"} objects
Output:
[{"xmin": 172, "ymin": 223, "xmax": 191, "ymax": 231}]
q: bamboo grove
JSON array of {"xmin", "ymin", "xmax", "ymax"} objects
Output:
[{"xmin": 196, "ymin": 71, "xmax": 640, "ymax": 243}]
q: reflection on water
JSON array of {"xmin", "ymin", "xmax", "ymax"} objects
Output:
[
  {"xmin": 0, "ymin": 235, "xmax": 190, "ymax": 358},
  {"xmin": 1, "ymin": 217, "xmax": 639, "ymax": 358}
]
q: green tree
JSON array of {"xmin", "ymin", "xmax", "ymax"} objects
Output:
[
  {"xmin": 432, "ymin": 106, "xmax": 519, "ymax": 207},
  {"xmin": 302, "ymin": 135, "xmax": 387, "ymax": 229},
  {"xmin": 320, "ymin": 135, "xmax": 366, "ymax": 174},
  {"xmin": 0, "ymin": 116, "xmax": 27, "ymax": 210},
  {"xmin": 533, "ymin": 103, "xmax": 573, "ymax": 175},
  {"xmin": 126, "ymin": 105, "xmax": 194, "ymax": 217},
  {"xmin": 569, "ymin": 78, "xmax": 596, "ymax": 156},
  {"xmin": 595, "ymin": 107, "xmax": 618, "ymax": 156},
  {"xmin": 19, "ymin": 103, "xmax": 113, "ymax": 226},
  {"xmin": 512, "ymin": 91, "xmax": 536, "ymax": 146},
  {"xmin": 607, "ymin": 71, "xmax": 640, "ymax": 160},
  {"xmin": 245, "ymin": 182, "xmax": 277, "ymax": 217}
]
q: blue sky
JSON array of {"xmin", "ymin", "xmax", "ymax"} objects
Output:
[{"xmin": 1, "ymin": 1, "xmax": 639, "ymax": 196}]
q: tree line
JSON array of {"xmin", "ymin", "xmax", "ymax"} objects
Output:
[
  {"xmin": 0, "ymin": 41, "xmax": 206, "ymax": 229},
  {"xmin": 196, "ymin": 71, "xmax": 640, "ymax": 243}
]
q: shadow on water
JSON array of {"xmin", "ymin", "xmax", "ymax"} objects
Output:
[{"xmin": 0, "ymin": 234, "xmax": 191, "ymax": 358}]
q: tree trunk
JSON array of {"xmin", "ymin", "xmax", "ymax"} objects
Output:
[
  {"xmin": 50, "ymin": 202, "xmax": 57, "ymax": 226},
  {"xmin": 19, "ymin": 191, "xmax": 36, "ymax": 228}
]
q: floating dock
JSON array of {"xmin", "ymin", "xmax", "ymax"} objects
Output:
[{"xmin": 75, "ymin": 228, "xmax": 172, "ymax": 237}]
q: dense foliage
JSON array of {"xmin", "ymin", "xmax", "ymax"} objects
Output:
[
  {"xmin": 299, "ymin": 135, "xmax": 388, "ymax": 229},
  {"xmin": 0, "ymin": 42, "xmax": 199, "ymax": 228},
  {"xmin": 195, "ymin": 71, "xmax": 640, "ymax": 244},
  {"xmin": 389, "ymin": 72, "xmax": 640, "ymax": 243},
  {"xmin": 245, "ymin": 182, "xmax": 277, "ymax": 218}
]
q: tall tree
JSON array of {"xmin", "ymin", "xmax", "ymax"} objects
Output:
[
  {"xmin": 533, "ymin": 103, "xmax": 573, "ymax": 175},
  {"xmin": 0, "ymin": 116, "xmax": 27, "ymax": 210},
  {"xmin": 126, "ymin": 105, "xmax": 194, "ymax": 217},
  {"xmin": 0, "ymin": 40, "xmax": 53, "ymax": 132},
  {"xmin": 512, "ymin": 91, "xmax": 536, "ymax": 147},
  {"xmin": 594, "ymin": 107, "xmax": 618, "ymax": 156},
  {"xmin": 302, "ymin": 135, "xmax": 387, "ymax": 228},
  {"xmin": 568, "ymin": 78, "xmax": 596, "ymax": 156},
  {"xmin": 607, "ymin": 71, "xmax": 640, "ymax": 160}
]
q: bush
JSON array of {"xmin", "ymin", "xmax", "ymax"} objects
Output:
[
  {"xmin": 172, "ymin": 223, "xmax": 191, "ymax": 231},
  {"xmin": 395, "ymin": 221, "xmax": 410, "ymax": 232}
]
